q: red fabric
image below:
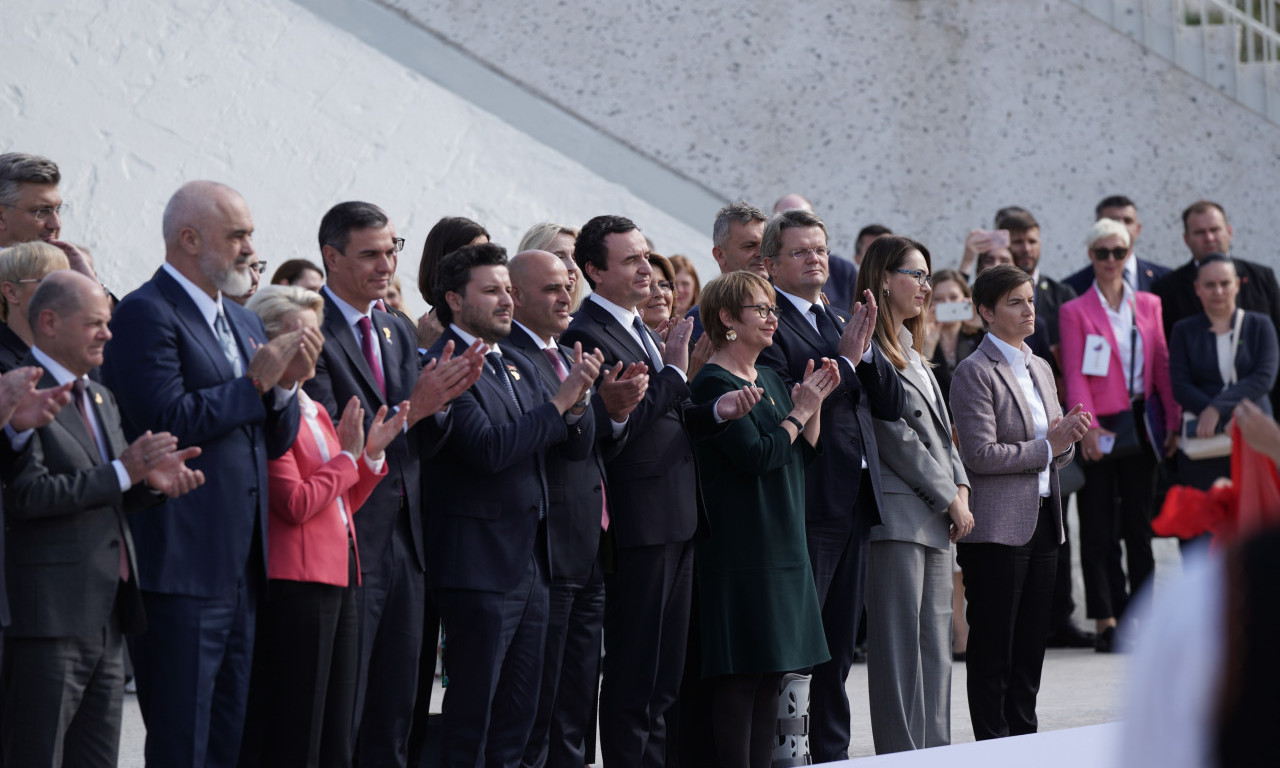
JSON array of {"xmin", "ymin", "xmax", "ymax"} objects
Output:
[{"xmin": 1153, "ymin": 422, "xmax": 1280, "ymax": 544}]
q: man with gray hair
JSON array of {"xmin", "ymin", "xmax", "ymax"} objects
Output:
[
  {"xmin": 0, "ymin": 153, "xmax": 97, "ymax": 282},
  {"xmin": 686, "ymin": 201, "xmax": 768, "ymax": 341}
]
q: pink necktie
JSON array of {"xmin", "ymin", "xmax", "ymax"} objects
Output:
[
  {"xmin": 544, "ymin": 348, "xmax": 609, "ymax": 530},
  {"xmin": 357, "ymin": 316, "xmax": 386, "ymax": 399}
]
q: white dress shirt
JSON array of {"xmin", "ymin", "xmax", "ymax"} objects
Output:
[{"xmin": 988, "ymin": 334, "xmax": 1053, "ymax": 497}]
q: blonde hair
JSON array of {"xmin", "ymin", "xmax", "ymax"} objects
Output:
[
  {"xmin": 245, "ymin": 284, "xmax": 323, "ymax": 339},
  {"xmin": 0, "ymin": 241, "xmax": 70, "ymax": 321},
  {"xmin": 519, "ymin": 221, "xmax": 584, "ymax": 311}
]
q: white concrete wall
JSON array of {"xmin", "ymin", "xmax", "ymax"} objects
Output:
[
  {"xmin": 389, "ymin": 0, "xmax": 1280, "ymax": 278},
  {"xmin": 1, "ymin": 0, "xmax": 713, "ymax": 317}
]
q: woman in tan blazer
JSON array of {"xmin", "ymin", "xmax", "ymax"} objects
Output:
[
  {"xmin": 949, "ymin": 265, "xmax": 1091, "ymax": 741},
  {"xmin": 856, "ymin": 236, "xmax": 974, "ymax": 754}
]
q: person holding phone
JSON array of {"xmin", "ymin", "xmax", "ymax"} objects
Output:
[
  {"xmin": 922, "ymin": 269, "xmax": 985, "ymax": 404},
  {"xmin": 1059, "ymin": 219, "xmax": 1180, "ymax": 652}
]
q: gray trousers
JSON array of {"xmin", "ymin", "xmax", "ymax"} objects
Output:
[{"xmin": 865, "ymin": 539, "xmax": 953, "ymax": 754}]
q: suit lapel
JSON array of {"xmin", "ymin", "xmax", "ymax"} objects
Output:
[
  {"xmin": 777, "ymin": 299, "xmax": 827, "ymax": 356},
  {"xmin": 37, "ymin": 368, "xmax": 101, "ymax": 466},
  {"xmin": 155, "ymin": 269, "xmax": 236, "ymax": 380},
  {"xmin": 507, "ymin": 329, "xmax": 561, "ymax": 392},
  {"xmin": 980, "ymin": 337, "xmax": 1035, "ymax": 438},
  {"xmin": 585, "ymin": 299, "xmax": 649, "ymax": 364},
  {"xmin": 323, "ymin": 295, "xmax": 384, "ymax": 404},
  {"xmin": 899, "ymin": 362, "xmax": 950, "ymax": 434}
]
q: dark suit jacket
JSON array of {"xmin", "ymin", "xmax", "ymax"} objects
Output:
[
  {"xmin": 1151, "ymin": 256, "xmax": 1280, "ymax": 342},
  {"xmin": 756, "ymin": 297, "xmax": 905, "ymax": 524},
  {"xmin": 303, "ymin": 289, "xmax": 439, "ymax": 575},
  {"xmin": 1033, "ymin": 274, "xmax": 1077, "ymax": 346},
  {"xmin": 505, "ymin": 327, "xmax": 610, "ymax": 584},
  {"xmin": 1063, "ymin": 258, "xmax": 1170, "ymax": 296},
  {"xmin": 0, "ymin": 321, "xmax": 27, "ymax": 374},
  {"xmin": 3, "ymin": 364, "xmax": 159, "ymax": 637},
  {"xmin": 1169, "ymin": 310, "xmax": 1279, "ymax": 418},
  {"xmin": 423, "ymin": 329, "xmax": 593, "ymax": 593},
  {"xmin": 560, "ymin": 297, "xmax": 724, "ymax": 549},
  {"xmin": 102, "ymin": 267, "xmax": 300, "ymax": 597}
]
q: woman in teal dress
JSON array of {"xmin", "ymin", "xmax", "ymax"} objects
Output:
[{"xmin": 691, "ymin": 270, "xmax": 839, "ymax": 768}]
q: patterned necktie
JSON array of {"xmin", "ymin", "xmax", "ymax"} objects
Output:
[
  {"xmin": 74, "ymin": 379, "xmax": 129, "ymax": 581},
  {"xmin": 631, "ymin": 316, "xmax": 664, "ymax": 371},
  {"xmin": 487, "ymin": 352, "xmax": 522, "ymax": 414},
  {"xmin": 811, "ymin": 303, "xmax": 841, "ymax": 349},
  {"xmin": 214, "ymin": 311, "xmax": 244, "ymax": 377},
  {"xmin": 357, "ymin": 316, "xmax": 387, "ymax": 398}
]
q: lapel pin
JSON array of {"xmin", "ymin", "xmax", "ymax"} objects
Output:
[
  {"xmin": 382, "ymin": 326, "xmax": 392, "ymax": 342},
  {"xmin": 506, "ymin": 362, "xmax": 521, "ymax": 381},
  {"xmin": 94, "ymin": 392, "xmax": 103, "ymax": 405}
]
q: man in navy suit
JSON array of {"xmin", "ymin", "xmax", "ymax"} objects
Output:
[
  {"xmin": 755, "ymin": 207, "xmax": 904, "ymax": 763},
  {"xmin": 1062, "ymin": 196, "xmax": 1171, "ymax": 295},
  {"xmin": 303, "ymin": 201, "xmax": 484, "ymax": 767},
  {"xmin": 102, "ymin": 180, "xmax": 321, "ymax": 767},
  {"xmin": 509, "ymin": 249, "xmax": 646, "ymax": 768},
  {"xmin": 560, "ymin": 215, "xmax": 755, "ymax": 768},
  {"xmin": 774, "ymin": 193, "xmax": 859, "ymax": 312},
  {"xmin": 424, "ymin": 243, "xmax": 602, "ymax": 768},
  {"xmin": 2, "ymin": 271, "xmax": 205, "ymax": 766}
]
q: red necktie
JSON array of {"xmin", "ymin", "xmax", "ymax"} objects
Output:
[
  {"xmin": 74, "ymin": 380, "xmax": 130, "ymax": 580},
  {"xmin": 357, "ymin": 316, "xmax": 386, "ymax": 399}
]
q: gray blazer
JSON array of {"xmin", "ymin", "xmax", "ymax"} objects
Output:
[
  {"xmin": 949, "ymin": 336, "xmax": 1073, "ymax": 547},
  {"xmin": 870, "ymin": 341, "xmax": 968, "ymax": 550}
]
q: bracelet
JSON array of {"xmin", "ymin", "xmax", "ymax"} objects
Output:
[{"xmin": 784, "ymin": 415, "xmax": 804, "ymax": 432}]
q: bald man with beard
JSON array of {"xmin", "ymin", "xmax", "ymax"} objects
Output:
[{"xmin": 102, "ymin": 180, "xmax": 321, "ymax": 767}]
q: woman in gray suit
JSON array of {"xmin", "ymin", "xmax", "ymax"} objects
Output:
[
  {"xmin": 855, "ymin": 236, "xmax": 974, "ymax": 754},
  {"xmin": 949, "ymin": 265, "xmax": 1091, "ymax": 740}
]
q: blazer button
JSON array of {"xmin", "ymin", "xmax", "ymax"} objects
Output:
[
  {"xmin": 914, "ymin": 410, "xmax": 922, "ymax": 418},
  {"xmin": 922, "ymin": 441, "xmax": 931, "ymax": 449}
]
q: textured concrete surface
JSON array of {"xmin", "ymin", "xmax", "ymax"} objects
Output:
[{"xmin": 384, "ymin": 0, "xmax": 1280, "ymax": 277}]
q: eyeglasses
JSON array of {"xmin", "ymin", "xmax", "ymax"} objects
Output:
[
  {"xmin": 392, "ymin": 237, "xmax": 405, "ymax": 253},
  {"xmin": 1091, "ymin": 247, "xmax": 1128, "ymax": 261},
  {"xmin": 249, "ymin": 261, "xmax": 269, "ymax": 274},
  {"xmin": 741, "ymin": 304, "xmax": 779, "ymax": 319},
  {"xmin": 655, "ymin": 280, "xmax": 674, "ymax": 293},
  {"xmin": 783, "ymin": 247, "xmax": 829, "ymax": 260},
  {"xmin": 894, "ymin": 268, "xmax": 933, "ymax": 287},
  {"xmin": 1, "ymin": 203, "xmax": 66, "ymax": 222}
]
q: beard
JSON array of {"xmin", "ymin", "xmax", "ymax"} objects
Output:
[{"xmin": 201, "ymin": 252, "xmax": 254, "ymax": 297}]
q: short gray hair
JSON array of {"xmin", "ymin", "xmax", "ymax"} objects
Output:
[
  {"xmin": 245, "ymin": 284, "xmax": 324, "ymax": 339},
  {"xmin": 1085, "ymin": 218, "xmax": 1130, "ymax": 249},
  {"xmin": 762, "ymin": 209, "xmax": 827, "ymax": 261},
  {"xmin": 712, "ymin": 201, "xmax": 767, "ymax": 248},
  {"xmin": 0, "ymin": 153, "xmax": 61, "ymax": 207}
]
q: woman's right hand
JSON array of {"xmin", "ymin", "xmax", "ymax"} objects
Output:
[
  {"xmin": 791, "ymin": 358, "xmax": 839, "ymax": 420},
  {"xmin": 366, "ymin": 402, "xmax": 411, "ymax": 461},
  {"xmin": 960, "ymin": 229, "xmax": 992, "ymax": 275},
  {"xmin": 947, "ymin": 493, "xmax": 975, "ymax": 542},
  {"xmin": 336, "ymin": 396, "xmax": 366, "ymax": 457},
  {"xmin": 1080, "ymin": 425, "xmax": 1114, "ymax": 462}
]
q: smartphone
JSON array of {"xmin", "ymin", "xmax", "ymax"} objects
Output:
[
  {"xmin": 935, "ymin": 300, "xmax": 973, "ymax": 324},
  {"xmin": 1098, "ymin": 434, "xmax": 1116, "ymax": 455},
  {"xmin": 988, "ymin": 229, "xmax": 1010, "ymax": 250}
]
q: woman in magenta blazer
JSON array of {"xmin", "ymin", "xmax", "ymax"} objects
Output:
[
  {"xmin": 246, "ymin": 285, "xmax": 408, "ymax": 767},
  {"xmin": 1059, "ymin": 219, "xmax": 1179, "ymax": 653}
]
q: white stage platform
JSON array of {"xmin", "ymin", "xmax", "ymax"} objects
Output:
[{"xmin": 819, "ymin": 722, "xmax": 1120, "ymax": 767}]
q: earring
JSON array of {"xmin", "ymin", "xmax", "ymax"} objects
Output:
[
  {"xmin": 725, "ymin": 328, "xmax": 738, "ymax": 341},
  {"xmin": 883, "ymin": 288, "xmax": 890, "ymax": 298}
]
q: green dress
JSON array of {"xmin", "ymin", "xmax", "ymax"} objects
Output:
[{"xmin": 690, "ymin": 363, "xmax": 830, "ymax": 677}]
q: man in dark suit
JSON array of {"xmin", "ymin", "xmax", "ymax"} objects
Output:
[
  {"xmin": 4, "ymin": 271, "xmax": 204, "ymax": 766},
  {"xmin": 774, "ymin": 193, "xmax": 859, "ymax": 312},
  {"xmin": 754, "ymin": 208, "xmax": 904, "ymax": 762},
  {"xmin": 1063, "ymin": 196, "xmax": 1170, "ymax": 295},
  {"xmin": 509, "ymin": 249, "xmax": 645, "ymax": 768},
  {"xmin": 102, "ymin": 180, "xmax": 320, "ymax": 767},
  {"xmin": 1152, "ymin": 200, "xmax": 1280, "ymax": 415},
  {"xmin": 423, "ymin": 243, "xmax": 601, "ymax": 768},
  {"xmin": 996, "ymin": 206, "xmax": 1078, "ymax": 348},
  {"xmin": 560, "ymin": 215, "xmax": 753, "ymax": 768},
  {"xmin": 302, "ymin": 202, "xmax": 483, "ymax": 767}
]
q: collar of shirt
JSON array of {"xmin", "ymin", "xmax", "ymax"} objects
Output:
[
  {"xmin": 30, "ymin": 346, "xmax": 81, "ymax": 387},
  {"xmin": 1093, "ymin": 280, "xmax": 1136, "ymax": 318},
  {"xmin": 1124, "ymin": 254, "xmax": 1139, "ymax": 285},
  {"xmin": 513, "ymin": 320, "xmax": 556, "ymax": 351},
  {"xmin": 986, "ymin": 333, "xmax": 1032, "ymax": 369},
  {"xmin": 323, "ymin": 285, "xmax": 375, "ymax": 329},
  {"xmin": 774, "ymin": 286, "xmax": 822, "ymax": 329},
  {"xmin": 162, "ymin": 262, "xmax": 223, "ymax": 328},
  {"xmin": 449, "ymin": 324, "xmax": 499, "ymax": 355},
  {"xmin": 588, "ymin": 292, "xmax": 642, "ymax": 331},
  {"xmin": 895, "ymin": 324, "xmax": 921, "ymax": 364}
]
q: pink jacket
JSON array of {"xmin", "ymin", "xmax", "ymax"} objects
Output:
[
  {"xmin": 267, "ymin": 394, "xmax": 387, "ymax": 586},
  {"xmin": 1059, "ymin": 287, "xmax": 1180, "ymax": 432}
]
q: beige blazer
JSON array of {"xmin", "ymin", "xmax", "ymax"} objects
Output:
[{"xmin": 949, "ymin": 336, "xmax": 1073, "ymax": 547}]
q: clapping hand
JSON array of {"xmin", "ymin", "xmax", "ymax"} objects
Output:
[
  {"xmin": 598, "ymin": 361, "xmax": 648, "ymax": 422},
  {"xmin": 366, "ymin": 402, "xmax": 411, "ymax": 461},
  {"xmin": 715, "ymin": 385, "xmax": 763, "ymax": 421},
  {"xmin": 837, "ymin": 290, "xmax": 878, "ymax": 362},
  {"xmin": 0, "ymin": 367, "xmax": 72, "ymax": 431},
  {"xmin": 410, "ymin": 339, "xmax": 486, "ymax": 423}
]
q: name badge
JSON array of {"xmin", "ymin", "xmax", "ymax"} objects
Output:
[{"xmin": 1081, "ymin": 334, "xmax": 1111, "ymax": 377}]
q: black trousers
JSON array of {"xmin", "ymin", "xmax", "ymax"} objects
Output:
[
  {"xmin": 1077, "ymin": 407, "xmax": 1156, "ymax": 619},
  {"xmin": 259, "ymin": 544, "xmax": 359, "ymax": 768},
  {"xmin": 957, "ymin": 499, "xmax": 1058, "ymax": 740},
  {"xmin": 805, "ymin": 471, "xmax": 875, "ymax": 764}
]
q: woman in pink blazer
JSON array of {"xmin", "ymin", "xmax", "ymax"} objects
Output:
[
  {"xmin": 246, "ymin": 285, "xmax": 408, "ymax": 768},
  {"xmin": 1059, "ymin": 219, "xmax": 1179, "ymax": 653}
]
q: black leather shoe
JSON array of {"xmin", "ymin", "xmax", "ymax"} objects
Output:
[
  {"xmin": 1046, "ymin": 624, "xmax": 1097, "ymax": 648},
  {"xmin": 1095, "ymin": 625, "xmax": 1116, "ymax": 653}
]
